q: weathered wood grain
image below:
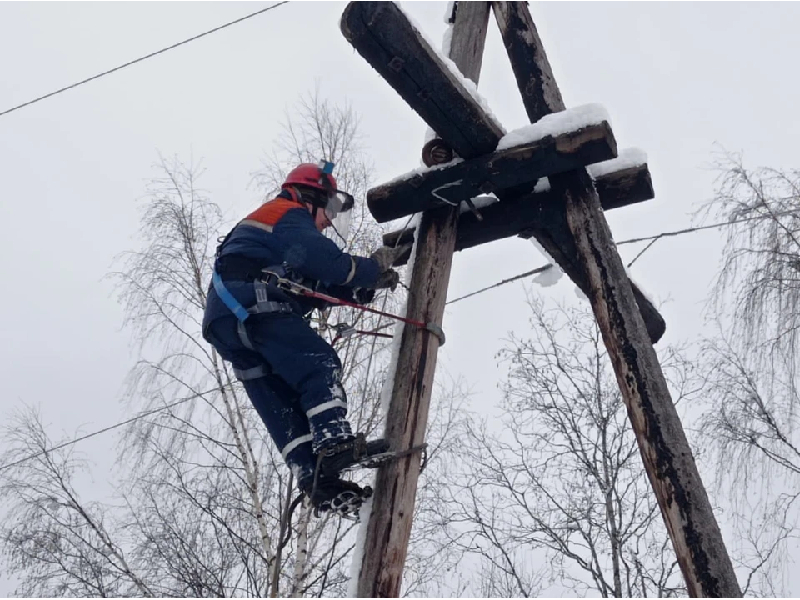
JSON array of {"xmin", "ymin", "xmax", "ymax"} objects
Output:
[{"xmin": 349, "ymin": 2, "xmax": 493, "ymax": 597}]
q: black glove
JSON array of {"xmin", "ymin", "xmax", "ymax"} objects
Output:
[
  {"xmin": 353, "ymin": 287, "xmax": 376, "ymax": 305},
  {"xmin": 370, "ymin": 243, "xmax": 412, "ymax": 272},
  {"xmin": 375, "ymin": 269, "xmax": 400, "ymax": 291}
]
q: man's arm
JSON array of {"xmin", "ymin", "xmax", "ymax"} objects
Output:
[{"xmin": 275, "ymin": 209, "xmax": 381, "ymax": 288}]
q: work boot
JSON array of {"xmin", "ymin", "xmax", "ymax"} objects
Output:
[
  {"xmin": 317, "ymin": 434, "xmax": 391, "ymax": 478},
  {"xmin": 298, "ymin": 472, "xmax": 371, "ymax": 517},
  {"xmin": 310, "ymin": 416, "xmax": 354, "ymax": 455}
]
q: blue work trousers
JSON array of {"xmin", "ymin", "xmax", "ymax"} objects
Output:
[{"xmin": 204, "ymin": 313, "xmax": 352, "ymax": 482}]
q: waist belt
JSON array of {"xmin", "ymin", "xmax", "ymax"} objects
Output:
[
  {"xmin": 211, "ymin": 261, "xmax": 293, "ymax": 350},
  {"xmin": 215, "ymin": 254, "xmax": 277, "ymax": 283}
]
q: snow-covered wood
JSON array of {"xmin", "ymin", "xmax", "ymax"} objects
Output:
[
  {"xmin": 496, "ymin": 103, "xmax": 610, "ymax": 150},
  {"xmin": 382, "ymin": 160, "xmax": 655, "ymax": 258},
  {"xmin": 341, "ymin": 1, "xmax": 500, "ymax": 159},
  {"xmin": 368, "ymin": 116, "xmax": 617, "ymax": 222},
  {"xmin": 587, "ymin": 147, "xmax": 647, "ymax": 179},
  {"xmin": 342, "ymin": 2, "xmax": 664, "ymax": 343}
]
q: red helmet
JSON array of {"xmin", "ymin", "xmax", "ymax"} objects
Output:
[{"xmin": 282, "ymin": 163, "xmax": 336, "ymax": 193}]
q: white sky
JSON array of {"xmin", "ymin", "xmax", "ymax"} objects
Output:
[{"xmin": 2, "ymin": 1, "xmax": 800, "ymax": 595}]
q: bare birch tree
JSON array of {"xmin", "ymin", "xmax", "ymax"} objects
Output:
[
  {"xmin": 695, "ymin": 151, "xmax": 800, "ymax": 595},
  {"xmin": 0, "ymin": 406, "xmax": 154, "ymax": 597},
  {"xmin": 699, "ymin": 151, "xmax": 800, "ymax": 366},
  {"xmin": 114, "ymin": 154, "xmax": 286, "ymax": 596},
  {"xmin": 432, "ymin": 293, "xmax": 698, "ymax": 597},
  {"xmin": 697, "ymin": 152, "xmax": 800, "ymax": 470}
]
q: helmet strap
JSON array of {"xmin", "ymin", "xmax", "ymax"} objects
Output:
[{"xmin": 285, "ymin": 186, "xmax": 303, "ymax": 205}]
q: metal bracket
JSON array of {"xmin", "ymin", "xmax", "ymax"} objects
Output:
[
  {"xmin": 463, "ymin": 198, "xmax": 484, "ymax": 222},
  {"xmin": 334, "ymin": 323, "xmax": 357, "ymax": 338}
]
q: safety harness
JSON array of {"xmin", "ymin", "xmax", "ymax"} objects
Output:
[
  {"xmin": 212, "ymin": 269, "xmax": 292, "ymax": 332},
  {"xmin": 211, "ymin": 265, "xmax": 295, "ymax": 381},
  {"xmin": 210, "ymin": 221, "xmax": 300, "ymax": 382}
]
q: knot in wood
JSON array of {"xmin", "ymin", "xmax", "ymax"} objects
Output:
[{"xmin": 388, "ymin": 56, "xmax": 404, "ymax": 72}]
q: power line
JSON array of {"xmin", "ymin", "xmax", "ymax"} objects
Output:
[
  {"xmin": 0, "ymin": 1, "xmax": 289, "ymax": 119},
  {"xmin": 0, "ymin": 391, "xmax": 209, "ymax": 474},
  {"xmin": 617, "ymin": 207, "xmax": 799, "ymax": 248},
  {"xmin": 618, "ymin": 208, "xmax": 799, "ymax": 267},
  {"xmin": 618, "ymin": 218, "xmax": 752, "ymax": 247},
  {"xmin": 447, "ymin": 263, "xmax": 553, "ymax": 305},
  {"xmin": 450, "ymin": 209, "xmax": 799, "ymax": 304}
]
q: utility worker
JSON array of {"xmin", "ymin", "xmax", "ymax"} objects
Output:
[{"xmin": 202, "ymin": 161, "xmax": 407, "ymax": 516}]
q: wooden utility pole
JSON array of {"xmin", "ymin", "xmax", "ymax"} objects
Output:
[
  {"xmin": 348, "ymin": 3, "xmax": 492, "ymax": 597},
  {"xmin": 491, "ymin": 3, "xmax": 741, "ymax": 596}
]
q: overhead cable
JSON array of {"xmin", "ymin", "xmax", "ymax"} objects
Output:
[
  {"xmin": 0, "ymin": 2, "xmax": 289, "ymax": 118},
  {"xmin": 0, "ymin": 391, "xmax": 208, "ymax": 474}
]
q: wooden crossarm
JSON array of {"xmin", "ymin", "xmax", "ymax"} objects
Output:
[
  {"xmin": 383, "ymin": 160, "xmax": 653, "ymax": 254},
  {"xmin": 368, "ymin": 119, "xmax": 617, "ymax": 223}
]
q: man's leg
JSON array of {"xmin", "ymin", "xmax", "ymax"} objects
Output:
[
  {"xmin": 240, "ymin": 374, "xmax": 316, "ymax": 484},
  {"xmin": 242, "ymin": 314, "xmax": 355, "ymax": 454},
  {"xmin": 205, "ymin": 317, "xmax": 315, "ymax": 482}
]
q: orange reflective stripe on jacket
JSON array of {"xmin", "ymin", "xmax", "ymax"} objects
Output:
[{"xmin": 245, "ymin": 197, "xmax": 305, "ymax": 228}]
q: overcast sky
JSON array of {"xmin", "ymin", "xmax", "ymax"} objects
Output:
[{"xmin": 2, "ymin": 1, "xmax": 800, "ymax": 595}]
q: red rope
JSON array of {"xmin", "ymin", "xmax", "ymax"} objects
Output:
[
  {"xmin": 273, "ymin": 276, "xmax": 445, "ymax": 345},
  {"xmin": 293, "ymin": 285, "xmax": 429, "ymax": 330}
]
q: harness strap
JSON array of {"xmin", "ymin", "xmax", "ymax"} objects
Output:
[
  {"xmin": 238, "ymin": 321, "xmax": 255, "ymax": 349},
  {"xmin": 253, "ymin": 280, "xmax": 293, "ymax": 315},
  {"xmin": 212, "ymin": 270, "xmax": 250, "ymax": 321},
  {"xmin": 213, "ymin": 269, "xmax": 293, "ymax": 320},
  {"xmin": 212, "ymin": 267, "xmax": 294, "ymax": 350}
]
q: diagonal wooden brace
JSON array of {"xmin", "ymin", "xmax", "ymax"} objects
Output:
[
  {"xmin": 491, "ymin": 2, "xmax": 740, "ymax": 595},
  {"xmin": 341, "ymin": 1, "xmax": 501, "ymax": 158}
]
